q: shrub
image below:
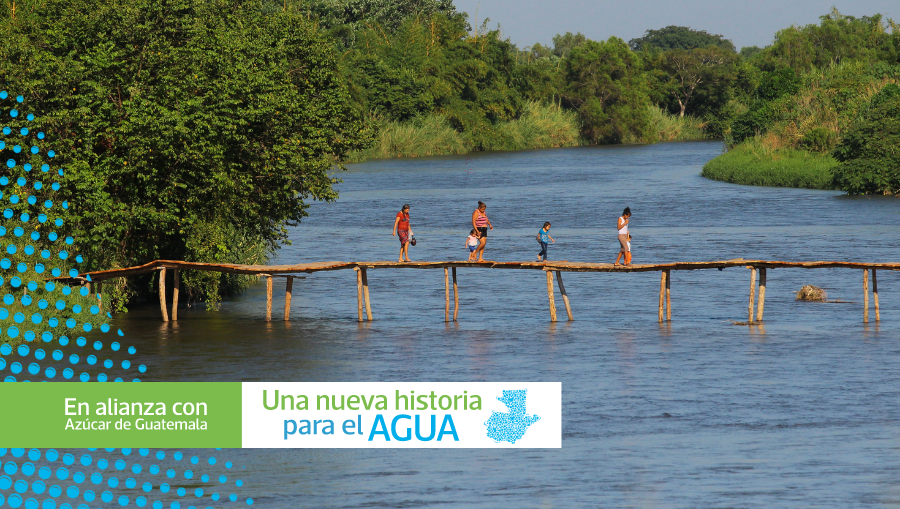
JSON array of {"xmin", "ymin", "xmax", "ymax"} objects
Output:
[
  {"xmin": 832, "ymin": 84, "xmax": 900, "ymax": 194},
  {"xmin": 799, "ymin": 127, "xmax": 837, "ymax": 152}
]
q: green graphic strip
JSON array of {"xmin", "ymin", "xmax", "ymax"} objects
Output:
[{"xmin": 1, "ymin": 382, "xmax": 242, "ymax": 448}]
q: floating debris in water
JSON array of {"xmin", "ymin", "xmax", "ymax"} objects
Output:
[{"xmin": 797, "ymin": 285, "xmax": 827, "ymax": 301}]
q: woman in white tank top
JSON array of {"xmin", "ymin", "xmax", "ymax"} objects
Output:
[{"xmin": 615, "ymin": 207, "xmax": 631, "ymax": 266}]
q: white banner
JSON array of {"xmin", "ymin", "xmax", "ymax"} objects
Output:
[{"xmin": 241, "ymin": 382, "xmax": 561, "ymax": 448}]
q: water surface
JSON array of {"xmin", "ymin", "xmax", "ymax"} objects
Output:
[{"xmin": 120, "ymin": 141, "xmax": 900, "ymax": 508}]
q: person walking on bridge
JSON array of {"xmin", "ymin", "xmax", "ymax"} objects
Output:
[
  {"xmin": 472, "ymin": 201, "xmax": 493, "ymax": 262},
  {"xmin": 392, "ymin": 204, "xmax": 413, "ymax": 263},
  {"xmin": 614, "ymin": 207, "xmax": 631, "ymax": 266}
]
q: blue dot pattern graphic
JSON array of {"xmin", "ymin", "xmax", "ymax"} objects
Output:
[
  {"xmin": 0, "ymin": 448, "xmax": 253, "ymax": 508},
  {"xmin": 0, "ymin": 93, "xmax": 252, "ymax": 507}
]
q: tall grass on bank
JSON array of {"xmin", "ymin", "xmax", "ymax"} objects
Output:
[
  {"xmin": 348, "ymin": 102, "xmax": 581, "ymax": 162},
  {"xmin": 649, "ymin": 107, "xmax": 707, "ymax": 141},
  {"xmin": 748, "ymin": 61, "xmax": 900, "ymax": 152},
  {"xmin": 347, "ymin": 115, "xmax": 468, "ymax": 162},
  {"xmin": 484, "ymin": 102, "xmax": 581, "ymax": 151},
  {"xmin": 702, "ymin": 139, "xmax": 840, "ymax": 190}
]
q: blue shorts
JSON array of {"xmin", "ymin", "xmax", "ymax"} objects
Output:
[{"xmin": 468, "ymin": 245, "xmax": 477, "ymax": 252}]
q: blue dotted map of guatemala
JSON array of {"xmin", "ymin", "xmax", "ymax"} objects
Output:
[{"xmin": 484, "ymin": 389, "xmax": 541, "ymax": 444}]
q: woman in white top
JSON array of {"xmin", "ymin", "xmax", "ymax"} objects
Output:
[{"xmin": 614, "ymin": 207, "xmax": 631, "ymax": 266}]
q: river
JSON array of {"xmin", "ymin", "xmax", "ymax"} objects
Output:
[{"xmin": 118, "ymin": 140, "xmax": 900, "ymax": 508}]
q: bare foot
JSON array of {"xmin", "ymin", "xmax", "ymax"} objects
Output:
[{"xmin": 614, "ymin": 262, "xmax": 620, "ymax": 266}]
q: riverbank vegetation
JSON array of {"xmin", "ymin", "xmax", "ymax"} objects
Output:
[
  {"xmin": 701, "ymin": 139, "xmax": 839, "ymax": 190},
  {"xmin": 702, "ymin": 13, "xmax": 900, "ymax": 193},
  {"xmin": 0, "ymin": 0, "xmax": 896, "ymax": 308}
]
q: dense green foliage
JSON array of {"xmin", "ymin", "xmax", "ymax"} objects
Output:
[
  {"xmin": 629, "ymin": 26, "xmax": 736, "ymax": 52},
  {"xmin": 702, "ymin": 10, "xmax": 900, "ymax": 193},
  {"xmin": 740, "ymin": 46, "xmax": 763, "ymax": 59},
  {"xmin": 342, "ymin": 12, "xmax": 525, "ymax": 149},
  {"xmin": 729, "ymin": 68, "xmax": 802, "ymax": 143},
  {"xmin": 335, "ymin": 15, "xmax": 729, "ymax": 156},
  {"xmin": 757, "ymin": 9, "xmax": 900, "ymax": 71},
  {"xmin": 0, "ymin": 0, "xmax": 371, "ymax": 306},
  {"xmin": 562, "ymin": 38, "xmax": 652, "ymax": 143},
  {"xmin": 832, "ymin": 84, "xmax": 900, "ymax": 194}
]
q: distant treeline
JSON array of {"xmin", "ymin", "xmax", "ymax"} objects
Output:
[
  {"xmin": 317, "ymin": 2, "xmax": 748, "ymax": 149},
  {"xmin": 302, "ymin": 2, "xmax": 900, "ymax": 198}
]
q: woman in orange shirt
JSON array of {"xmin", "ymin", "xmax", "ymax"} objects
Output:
[{"xmin": 392, "ymin": 204, "xmax": 413, "ymax": 262}]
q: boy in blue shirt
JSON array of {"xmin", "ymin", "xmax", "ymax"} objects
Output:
[{"xmin": 537, "ymin": 222, "xmax": 554, "ymax": 262}]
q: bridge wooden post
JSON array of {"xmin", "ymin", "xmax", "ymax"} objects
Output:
[
  {"xmin": 171, "ymin": 268, "xmax": 180, "ymax": 321},
  {"xmin": 556, "ymin": 271, "xmax": 573, "ymax": 321},
  {"xmin": 354, "ymin": 268, "xmax": 363, "ymax": 322},
  {"xmin": 658, "ymin": 271, "xmax": 666, "ymax": 323},
  {"xmin": 452, "ymin": 267, "xmax": 459, "ymax": 321},
  {"xmin": 546, "ymin": 270, "xmax": 557, "ymax": 322},
  {"xmin": 265, "ymin": 275, "xmax": 273, "ymax": 322},
  {"xmin": 444, "ymin": 267, "xmax": 450, "ymax": 322},
  {"xmin": 361, "ymin": 268, "xmax": 372, "ymax": 321},
  {"xmin": 284, "ymin": 276, "xmax": 293, "ymax": 321},
  {"xmin": 863, "ymin": 269, "xmax": 869, "ymax": 323},
  {"xmin": 158, "ymin": 268, "xmax": 168, "ymax": 322},
  {"xmin": 756, "ymin": 268, "xmax": 766, "ymax": 322},
  {"xmin": 748, "ymin": 267, "xmax": 756, "ymax": 324},
  {"xmin": 665, "ymin": 269, "xmax": 671, "ymax": 321},
  {"xmin": 873, "ymin": 269, "xmax": 880, "ymax": 321},
  {"xmin": 96, "ymin": 282, "xmax": 102, "ymax": 311}
]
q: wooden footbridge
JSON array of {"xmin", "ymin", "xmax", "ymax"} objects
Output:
[{"xmin": 75, "ymin": 259, "xmax": 897, "ymax": 324}]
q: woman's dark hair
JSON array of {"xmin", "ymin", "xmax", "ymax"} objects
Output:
[
  {"xmin": 623, "ymin": 207, "xmax": 631, "ymax": 216},
  {"xmin": 401, "ymin": 204, "xmax": 410, "ymax": 211},
  {"xmin": 543, "ymin": 222, "xmax": 551, "ymax": 228},
  {"xmin": 477, "ymin": 201, "xmax": 485, "ymax": 208}
]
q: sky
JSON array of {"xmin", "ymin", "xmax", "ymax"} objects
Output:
[{"xmin": 450, "ymin": 0, "xmax": 897, "ymax": 50}]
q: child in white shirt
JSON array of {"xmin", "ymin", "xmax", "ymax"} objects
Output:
[{"xmin": 465, "ymin": 229, "xmax": 480, "ymax": 261}]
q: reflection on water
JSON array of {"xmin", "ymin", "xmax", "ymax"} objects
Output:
[{"xmin": 115, "ymin": 141, "xmax": 900, "ymax": 508}]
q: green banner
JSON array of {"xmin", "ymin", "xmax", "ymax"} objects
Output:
[{"xmin": 1, "ymin": 382, "xmax": 242, "ymax": 448}]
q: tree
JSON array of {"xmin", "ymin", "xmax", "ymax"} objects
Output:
[
  {"xmin": 662, "ymin": 46, "xmax": 738, "ymax": 116},
  {"xmin": 342, "ymin": 12, "xmax": 526, "ymax": 149},
  {"xmin": 552, "ymin": 32, "xmax": 587, "ymax": 58},
  {"xmin": 562, "ymin": 37, "xmax": 652, "ymax": 143},
  {"xmin": 728, "ymin": 67, "xmax": 801, "ymax": 143},
  {"xmin": 832, "ymin": 84, "xmax": 900, "ymax": 194},
  {"xmin": 293, "ymin": 0, "xmax": 457, "ymax": 46},
  {"xmin": 759, "ymin": 9, "xmax": 900, "ymax": 71},
  {"xmin": 0, "ymin": 0, "xmax": 372, "ymax": 304},
  {"xmin": 527, "ymin": 42, "xmax": 554, "ymax": 60},
  {"xmin": 629, "ymin": 26, "xmax": 736, "ymax": 52},
  {"xmin": 740, "ymin": 46, "xmax": 764, "ymax": 59}
]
